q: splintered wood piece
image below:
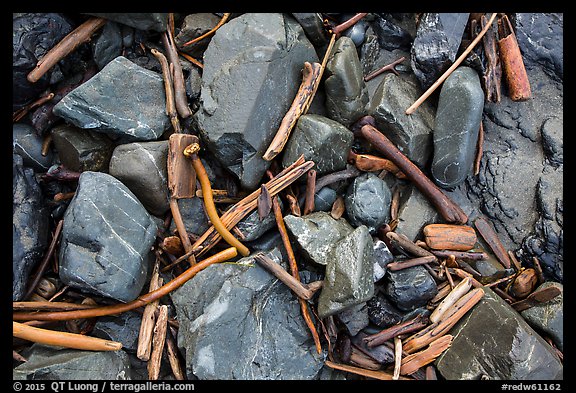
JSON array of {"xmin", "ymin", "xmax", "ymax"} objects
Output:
[
  {"xmin": 423, "ymin": 224, "xmax": 477, "ymax": 251},
  {"xmin": 511, "ymin": 285, "xmax": 562, "ymax": 312},
  {"xmin": 148, "ymin": 305, "xmax": 169, "ymax": 380},
  {"xmin": 387, "ymin": 256, "xmax": 437, "ymax": 271},
  {"xmin": 324, "ymin": 360, "xmax": 411, "ymax": 380},
  {"xmin": 257, "ymin": 184, "xmax": 273, "ymax": 220},
  {"xmin": 498, "ymin": 14, "xmax": 531, "ymax": 101},
  {"xmin": 263, "ymin": 62, "xmax": 322, "ymax": 161},
  {"xmin": 429, "ymin": 277, "xmax": 473, "ymax": 323},
  {"xmin": 137, "ymin": 260, "xmax": 163, "ymax": 361},
  {"xmin": 393, "ymin": 336, "xmax": 403, "ymax": 380},
  {"xmin": 509, "ymin": 268, "xmax": 538, "ymax": 299},
  {"xmin": 400, "ymin": 335, "xmax": 453, "ymax": 376},
  {"xmin": 165, "ymin": 327, "xmax": 185, "ymax": 380},
  {"xmin": 403, "ymin": 288, "xmax": 484, "ymax": 354},
  {"xmin": 474, "ymin": 216, "xmax": 511, "ymax": 269},
  {"xmin": 168, "ymin": 134, "xmax": 198, "ymax": 199},
  {"xmin": 348, "ymin": 151, "xmax": 406, "ymax": 178},
  {"xmin": 330, "ymin": 196, "xmax": 345, "ymax": 220}
]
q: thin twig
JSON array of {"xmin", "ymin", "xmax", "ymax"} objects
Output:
[
  {"xmin": 162, "ymin": 31, "xmax": 192, "ymax": 119},
  {"xmin": 364, "ymin": 56, "xmax": 406, "ymax": 81},
  {"xmin": 147, "ymin": 305, "xmax": 168, "ymax": 380},
  {"xmin": 150, "ymin": 48, "xmax": 181, "ymax": 132},
  {"xmin": 303, "ymin": 169, "xmax": 317, "ymax": 215}
]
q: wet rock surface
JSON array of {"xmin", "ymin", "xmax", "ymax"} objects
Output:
[{"xmin": 12, "ymin": 12, "xmax": 563, "ymax": 381}]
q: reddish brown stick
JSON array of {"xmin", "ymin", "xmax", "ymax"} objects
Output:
[
  {"xmin": 162, "ymin": 31, "xmax": 192, "ymax": 119},
  {"xmin": 387, "ymin": 256, "xmax": 438, "ymax": 271},
  {"xmin": 364, "ymin": 56, "xmax": 405, "ymax": 81},
  {"xmin": 355, "ymin": 118, "xmax": 468, "ymax": 224},
  {"xmin": 363, "ymin": 315, "xmax": 428, "ymax": 348},
  {"xmin": 473, "ymin": 216, "xmax": 511, "ymax": 269},
  {"xmin": 303, "ymin": 169, "xmax": 317, "ymax": 215},
  {"xmin": 498, "ymin": 15, "xmax": 531, "ymax": 101}
]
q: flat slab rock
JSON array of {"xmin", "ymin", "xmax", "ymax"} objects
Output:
[
  {"xmin": 436, "ymin": 287, "xmax": 563, "ymax": 380},
  {"xmin": 170, "ymin": 249, "xmax": 324, "ymax": 380}
]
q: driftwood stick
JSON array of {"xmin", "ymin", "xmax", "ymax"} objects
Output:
[
  {"xmin": 13, "ymin": 92, "xmax": 55, "ymax": 122},
  {"xmin": 400, "ymin": 335, "xmax": 453, "ymax": 376},
  {"xmin": 348, "ymin": 151, "xmax": 406, "ymax": 178},
  {"xmin": 324, "ymin": 360, "xmax": 411, "ymax": 380},
  {"xmin": 393, "ymin": 336, "xmax": 403, "ymax": 380},
  {"xmin": 27, "ymin": 17, "xmax": 107, "ymax": 83},
  {"xmin": 147, "ymin": 305, "xmax": 168, "ymax": 380},
  {"xmin": 137, "ymin": 259, "xmax": 162, "ymax": 361},
  {"xmin": 405, "ymin": 13, "xmax": 497, "ymax": 114},
  {"xmin": 165, "ymin": 327, "xmax": 186, "ymax": 380},
  {"xmin": 498, "ymin": 14, "xmax": 531, "ymax": 101},
  {"xmin": 162, "ymin": 31, "xmax": 192, "ymax": 119},
  {"xmin": 429, "ymin": 277, "xmax": 473, "ymax": 323},
  {"xmin": 429, "ymin": 249, "xmax": 488, "ymax": 261},
  {"xmin": 386, "ymin": 232, "xmax": 436, "ymax": 258},
  {"xmin": 387, "ymin": 256, "xmax": 438, "ymax": 271},
  {"xmin": 303, "ymin": 169, "xmax": 317, "ymax": 215},
  {"xmin": 363, "ymin": 315, "xmax": 428, "ymax": 348},
  {"xmin": 364, "ymin": 56, "xmax": 406, "ymax": 81},
  {"xmin": 474, "ymin": 216, "xmax": 511, "ymax": 268},
  {"xmin": 511, "ymin": 286, "xmax": 562, "ymax": 312},
  {"xmin": 13, "ymin": 301, "xmax": 98, "ymax": 312},
  {"xmin": 150, "ymin": 48, "xmax": 181, "ymax": 132}
]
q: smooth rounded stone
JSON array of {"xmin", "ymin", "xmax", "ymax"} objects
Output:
[
  {"xmin": 345, "ymin": 173, "xmax": 391, "ymax": 233},
  {"xmin": 284, "ymin": 211, "xmax": 354, "ymax": 266},
  {"xmin": 431, "ymin": 66, "xmax": 484, "ymax": 189},
  {"xmin": 92, "ymin": 21, "xmax": 123, "ymax": 69},
  {"xmin": 236, "ymin": 199, "xmax": 283, "ymax": 242},
  {"xmin": 13, "ymin": 344, "xmax": 133, "ymax": 380},
  {"xmin": 410, "ymin": 13, "xmax": 470, "ymax": 90},
  {"xmin": 395, "ymin": 184, "xmax": 439, "ymax": 242},
  {"xmin": 170, "ymin": 248, "xmax": 325, "ymax": 380},
  {"xmin": 175, "ymin": 13, "xmax": 221, "ymax": 57},
  {"xmin": 291, "ymin": 13, "xmax": 329, "ymax": 48},
  {"xmin": 109, "ymin": 141, "xmax": 169, "ymax": 216},
  {"xmin": 324, "ymin": 36, "xmax": 369, "ymax": 127},
  {"xmin": 51, "ymin": 124, "xmax": 115, "ymax": 173},
  {"xmin": 336, "ymin": 302, "xmax": 369, "ymax": 336},
  {"xmin": 13, "ymin": 123, "xmax": 54, "ymax": 172},
  {"xmin": 370, "ymin": 14, "xmax": 412, "ymax": 51},
  {"xmin": 59, "ymin": 171, "xmax": 157, "ymax": 302},
  {"xmin": 92, "ymin": 311, "xmax": 142, "ymax": 354},
  {"xmin": 383, "ymin": 265, "xmax": 438, "ymax": 311},
  {"xmin": 540, "ymin": 116, "xmax": 563, "ymax": 167},
  {"xmin": 196, "ymin": 13, "xmax": 318, "ymax": 190},
  {"xmin": 84, "ymin": 13, "xmax": 168, "ymax": 32},
  {"xmin": 368, "ymin": 73, "xmax": 435, "ymax": 168},
  {"xmin": 520, "ymin": 281, "xmax": 563, "ymax": 351},
  {"xmin": 170, "ymin": 197, "xmax": 210, "ymax": 237},
  {"xmin": 13, "ymin": 153, "xmax": 50, "ymax": 301},
  {"xmin": 313, "ymin": 186, "xmax": 338, "ymax": 212},
  {"xmin": 372, "ymin": 239, "xmax": 393, "ymax": 282},
  {"xmin": 436, "ymin": 287, "xmax": 563, "ymax": 380},
  {"xmin": 318, "ymin": 225, "xmax": 375, "ymax": 318},
  {"xmin": 53, "ymin": 56, "xmax": 171, "ymax": 142},
  {"xmin": 366, "ymin": 291, "xmax": 403, "ymax": 328},
  {"xmin": 281, "ymin": 114, "xmax": 354, "ymax": 175},
  {"xmin": 13, "ymin": 13, "xmax": 74, "ymax": 111},
  {"xmin": 342, "ymin": 20, "xmax": 368, "ymax": 47}
]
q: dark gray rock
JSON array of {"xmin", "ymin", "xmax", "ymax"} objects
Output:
[
  {"xmin": 85, "ymin": 13, "xmax": 168, "ymax": 32},
  {"xmin": 92, "ymin": 21, "xmax": 123, "ymax": 69},
  {"xmin": 196, "ymin": 13, "xmax": 318, "ymax": 190},
  {"xmin": 366, "ymin": 291, "xmax": 403, "ymax": 328},
  {"xmin": 410, "ymin": 13, "xmax": 470, "ymax": 90},
  {"xmin": 368, "ymin": 73, "xmax": 435, "ymax": 168},
  {"xmin": 53, "ymin": 56, "xmax": 171, "ymax": 141},
  {"xmin": 284, "ymin": 211, "xmax": 354, "ymax": 266},
  {"xmin": 370, "ymin": 14, "xmax": 412, "ymax": 51},
  {"xmin": 336, "ymin": 302, "xmax": 369, "ymax": 336},
  {"xmin": 236, "ymin": 199, "xmax": 283, "ymax": 242},
  {"xmin": 170, "ymin": 197, "xmax": 210, "ymax": 237},
  {"xmin": 175, "ymin": 13, "xmax": 222, "ymax": 57},
  {"xmin": 520, "ymin": 281, "xmax": 563, "ymax": 351},
  {"xmin": 59, "ymin": 171, "xmax": 157, "ymax": 302},
  {"xmin": 51, "ymin": 124, "xmax": 114, "ymax": 173},
  {"xmin": 436, "ymin": 287, "xmax": 563, "ymax": 380},
  {"xmin": 318, "ymin": 225, "xmax": 375, "ymax": 318},
  {"xmin": 313, "ymin": 186, "xmax": 338, "ymax": 212},
  {"xmin": 109, "ymin": 141, "xmax": 170, "ymax": 216},
  {"xmin": 13, "ymin": 153, "xmax": 50, "ymax": 301},
  {"xmin": 372, "ymin": 239, "xmax": 393, "ymax": 282},
  {"xmin": 186, "ymin": 67, "xmax": 203, "ymax": 101},
  {"xmin": 92, "ymin": 311, "xmax": 143, "ymax": 354},
  {"xmin": 341, "ymin": 19, "xmax": 369, "ymax": 47},
  {"xmin": 13, "ymin": 123, "xmax": 54, "ymax": 172},
  {"xmin": 431, "ymin": 66, "xmax": 484, "ymax": 189},
  {"xmin": 324, "ymin": 36, "xmax": 369, "ymax": 126},
  {"xmin": 345, "ymin": 173, "xmax": 391, "ymax": 233},
  {"xmin": 170, "ymin": 249, "xmax": 324, "ymax": 380},
  {"xmin": 384, "ymin": 265, "xmax": 438, "ymax": 311},
  {"xmin": 540, "ymin": 116, "xmax": 563, "ymax": 167},
  {"xmin": 281, "ymin": 114, "xmax": 354, "ymax": 175},
  {"xmin": 13, "ymin": 344, "xmax": 133, "ymax": 380},
  {"xmin": 515, "ymin": 13, "xmax": 563, "ymax": 80},
  {"xmin": 395, "ymin": 184, "xmax": 440, "ymax": 242},
  {"xmin": 291, "ymin": 13, "xmax": 329, "ymax": 48}
]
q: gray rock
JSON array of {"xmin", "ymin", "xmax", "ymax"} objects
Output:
[
  {"xmin": 318, "ymin": 225, "xmax": 375, "ymax": 318},
  {"xmin": 13, "ymin": 123, "xmax": 54, "ymax": 172},
  {"xmin": 368, "ymin": 73, "xmax": 435, "ymax": 168},
  {"xmin": 51, "ymin": 124, "xmax": 114, "ymax": 172},
  {"xmin": 281, "ymin": 114, "xmax": 354, "ymax": 175},
  {"xmin": 291, "ymin": 13, "xmax": 329, "ymax": 48},
  {"xmin": 170, "ymin": 197, "xmax": 210, "ymax": 237},
  {"xmin": 59, "ymin": 171, "xmax": 157, "ymax": 302},
  {"xmin": 313, "ymin": 186, "xmax": 338, "ymax": 212},
  {"xmin": 395, "ymin": 184, "xmax": 440, "ymax": 242},
  {"xmin": 515, "ymin": 13, "xmax": 563, "ymax": 80},
  {"xmin": 85, "ymin": 13, "xmax": 168, "ymax": 32},
  {"xmin": 236, "ymin": 199, "xmax": 283, "ymax": 242},
  {"xmin": 170, "ymin": 249, "xmax": 324, "ymax": 380},
  {"xmin": 436, "ymin": 287, "xmax": 563, "ymax": 380},
  {"xmin": 284, "ymin": 211, "xmax": 354, "ymax": 266},
  {"xmin": 410, "ymin": 13, "xmax": 470, "ymax": 90},
  {"xmin": 521, "ymin": 281, "xmax": 563, "ymax": 351},
  {"xmin": 175, "ymin": 13, "xmax": 222, "ymax": 57},
  {"xmin": 541, "ymin": 116, "xmax": 563, "ymax": 167},
  {"xmin": 13, "ymin": 344, "xmax": 133, "ymax": 380},
  {"xmin": 186, "ymin": 67, "xmax": 203, "ymax": 101},
  {"xmin": 384, "ymin": 265, "xmax": 438, "ymax": 311},
  {"xmin": 431, "ymin": 66, "xmax": 484, "ymax": 189},
  {"xmin": 336, "ymin": 303, "xmax": 369, "ymax": 336},
  {"xmin": 53, "ymin": 56, "xmax": 171, "ymax": 141},
  {"xmin": 341, "ymin": 20, "xmax": 369, "ymax": 47},
  {"xmin": 370, "ymin": 14, "xmax": 412, "ymax": 51},
  {"xmin": 324, "ymin": 36, "xmax": 369, "ymax": 126},
  {"xmin": 92, "ymin": 311, "xmax": 143, "ymax": 354},
  {"xmin": 367, "ymin": 291, "xmax": 403, "ymax": 328},
  {"xmin": 13, "ymin": 153, "xmax": 50, "ymax": 301},
  {"xmin": 196, "ymin": 13, "xmax": 318, "ymax": 190},
  {"xmin": 373, "ymin": 239, "xmax": 393, "ymax": 282},
  {"xmin": 345, "ymin": 173, "xmax": 391, "ymax": 233},
  {"xmin": 109, "ymin": 141, "xmax": 170, "ymax": 216},
  {"xmin": 92, "ymin": 21, "xmax": 123, "ymax": 69}
]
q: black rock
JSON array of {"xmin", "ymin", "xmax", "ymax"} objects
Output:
[
  {"xmin": 92, "ymin": 21, "xmax": 123, "ymax": 69},
  {"xmin": 13, "ymin": 123, "xmax": 54, "ymax": 172},
  {"xmin": 291, "ymin": 13, "xmax": 329, "ymax": 48},
  {"xmin": 336, "ymin": 303, "xmax": 369, "ymax": 336},
  {"xmin": 175, "ymin": 13, "xmax": 222, "ymax": 58},
  {"xmin": 345, "ymin": 173, "xmax": 392, "ymax": 233},
  {"xmin": 85, "ymin": 13, "xmax": 168, "ymax": 32},
  {"xmin": 13, "ymin": 153, "xmax": 50, "ymax": 301},
  {"xmin": 92, "ymin": 311, "xmax": 143, "ymax": 354},
  {"xmin": 383, "ymin": 265, "xmax": 438, "ymax": 311},
  {"xmin": 169, "ymin": 197, "xmax": 210, "ymax": 237},
  {"xmin": 370, "ymin": 14, "xmax": 412, "ymax": 51},
  {"xmin": 366, "ymin": 291, "xmax": 403, "ymax": 328}
]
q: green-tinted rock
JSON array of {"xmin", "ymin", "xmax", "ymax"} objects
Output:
[
  {"xmin": 318, "ymin": 225, "xmax": 375, "ymax": 318},
  {"xmin": 51, "ymin": 124, "xmax": 114, "ymax": 172},
  {"xmin": 436, "ymin": 287, "xmax": 563, "ymax": 380},
  {"xmin": 345, "ymin": 173, "xmax": 392, "ymax": 233},
  {"xmin": 521, "ymin": 281, "xmax": 563, "ymax": 351}
]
